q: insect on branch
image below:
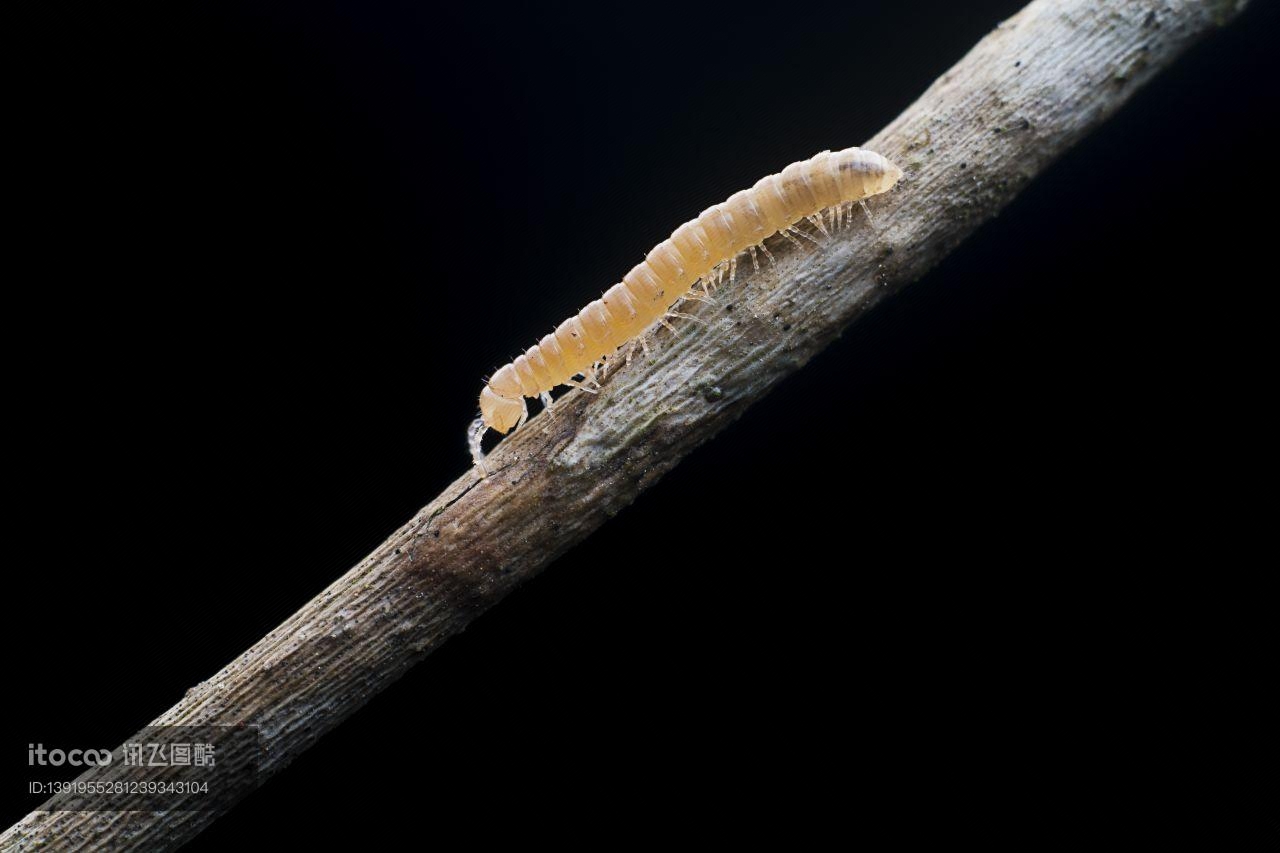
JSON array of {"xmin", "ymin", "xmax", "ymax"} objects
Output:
[{"xmin": 2, "ymin": 1, "xmax": 1249, "ymax": 849}]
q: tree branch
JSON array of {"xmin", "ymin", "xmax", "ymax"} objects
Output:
[{"xmin": 2, "ymin": 0, "xmax": 1248, "ymax": 848}]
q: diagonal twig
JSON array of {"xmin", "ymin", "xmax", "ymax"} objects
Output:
[{"xmin": 1, "ymin": 1, "xmax": 1249, "ymax": 848}]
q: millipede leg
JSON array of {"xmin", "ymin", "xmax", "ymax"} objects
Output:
[
  {"xmin": 800, "ymin": 225, "xmax": 822, "ymax": 244},
  {"xmin": 789, "ymin": 225, "xmax": 821, "ymax": 245},
  {"xmin": 749, "ymin": 245, "xmax": 760, "ymax": 271},
  {"xmin": 728, "ymin": 255, "xmax": 738, "ymax": 284},
  {"xmin": 779, "ymin": 228, "xmax": 803, "ymax": 248},
  {"xmin": 859, "ymin": 199, "xmax": 880, "ymax": 235},
  {"xmin": 806, "ymin": 214, "xmax": 830, "ymax": 238},
  {"xmin": 539, "ymin": 391, "xmax": 554, "ymax": 409},
  {"xmin": 665, "ymin": 309, "xmax": 704, "ymax": 324},
  {"xmin": 759, "ymin": 241, "xmax": 776, "ymax": 266},
  {"xmin": 563, "ymin": 378, "xmax": 599, "ymax": 394}
]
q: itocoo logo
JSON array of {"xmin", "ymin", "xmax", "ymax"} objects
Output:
[{"xmin": 28, "ymin": 744, "xmax": 113, "ymax": 766}]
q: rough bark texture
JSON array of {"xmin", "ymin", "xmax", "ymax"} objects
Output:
[{"xmin": 2, "ymin": 1, "xmax": 1248, "ymax": 848}]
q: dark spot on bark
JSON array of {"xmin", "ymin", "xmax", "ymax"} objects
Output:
[{"xmin": 703, "ymin": 385, "xmax": 723, "ymax": 403}]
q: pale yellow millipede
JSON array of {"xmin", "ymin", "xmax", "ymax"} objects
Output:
[{"xmin": 470, "ymin": 145, "xmax": 902, "ymax": 464}]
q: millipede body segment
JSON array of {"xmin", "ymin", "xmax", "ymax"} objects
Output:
[{"xmin": 471, "ymin": 146, "xmax": 902, "ymax": 461}]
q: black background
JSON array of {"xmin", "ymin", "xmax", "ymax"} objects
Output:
[{"xmin": 6, "ymin": 0, "xmax": 1275, "ymax": 846}]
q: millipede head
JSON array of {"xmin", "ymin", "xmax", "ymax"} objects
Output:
[
  {"xmin": 870, "ymin": 155, "xmax": 904, "ymax": 194},
  {"xmin": 479, "ymin": 386, "xmax": 527, "ymax": 434},
  {"xmin": 884, "ymin": 159, "xmax": 904, "ymax": 188}
]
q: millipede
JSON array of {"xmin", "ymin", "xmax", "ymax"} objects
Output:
[{"xmin": 469, "ymin": 145, "xmax": 903, "ymax": 465}]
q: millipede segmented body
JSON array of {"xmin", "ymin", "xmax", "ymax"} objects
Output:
[{"xmin": 470, "ymin": 145, "xmax": 902, "ymax": 463}]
